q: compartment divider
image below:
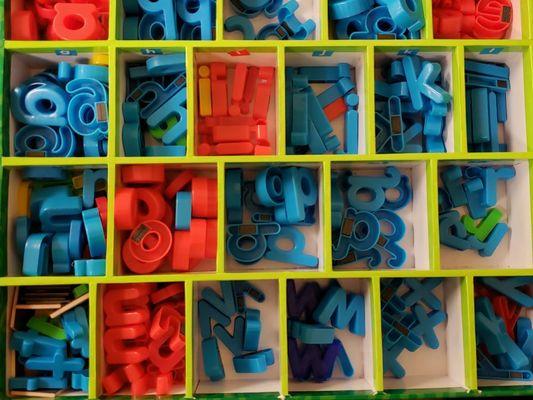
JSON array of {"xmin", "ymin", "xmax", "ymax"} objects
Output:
[
  {"xmin": 115, "ymin": 156, "xmax": 221, "ymax": 165},
  {"xmin": 109, "ymin": 44, "xmax": 118, "ymax": 157},
  {"xmin": 185, "ymin": 279, "xmax": 194, "ymax": 399},
  {"xmin": 322, "ymin": 160, "xmax": 332, "ymax": 273},
  {"xmin": 461, "ymin": 275, "xmax": 478, "ymax": 391},
  {"xmin": 277, "ymin": 45, "xmax": 287, "ymax": 156},
  {"xmin": 217, "ymin": 161, "xmax": 226, "ymax": 274},
  {"xmin": 427, "ymin": 159, "xmax": 441, "ymax": 270},
  {"xmin": 108, "ymin": 0, "xmax": 117, "ymax": 44},
  {"xmin": 530, "ymin": 160, "xmax": 533, "ymax": 248},
  {"xmin": 186, "ymin": 45, "xmax": 196, "ymax": 157},
  {"xmin": 216, "ymin": 1, "xmax": 225, "ymax": 41},
  {"xmin": 452, "ymin": 45, "xmax": 467, "ymax": 153},
  {"xmin": 473, "ymin": 268, "xmax": 533, "ymax": 278},
  {"xmin": 278, "ymin": 277, "xmax": 289, "ymax": 397},
  {"xmin": 522, "ymin": 0, "xmax": 531, "ymax": 39},
  {"xmin": 365, "ymin": 45, "xmax": 375, "ymax": 155},
  {"xmin": 422, "ymin": 0, "xmax": 434, "ymax": 40},
  {"xmin": 6, "ymin": 40, "xmax": 533, "ymax": 51},
  {"xmin": 370, "ymin": 276, "xmax": 384, "ymax": 392},
  {"xmin": 525, "ymin": 46, "xmax": 533, "ymax": 151},
  {"xmin": 319, "ymin": 0, "xmax": 329, "ymax": 41},
  {"xmin": 1, "ymin": 157, "xmax": 110, "ymax": 167},
  {"xmin": 89, "ymin": 283, "xmax": 99, "ymax": 399},
  {"xmin": 4, "ymin": 41, "xmax": 111, "ymax": 51},
  {"xmin": 106, "ymin": 161, "xmax": 116, "ymax": 277},
  {"xmin": 0, "ymin": 276, "xmax": 101, "ymax": 286},
  {"xmin": 113, "ymin": 162, "xmax": 121, "ymax": 276}
]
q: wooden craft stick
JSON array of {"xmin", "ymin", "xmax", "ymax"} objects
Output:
[
  {"xmin": 16, "ymin": 304, "xmax": 62, "ymax": 310},
  {"xmin": 49, "ymin": 293, "xmax": 89, "ymax": 319},
  {"xmin": 10, "ymin": 391, "xmax": 57, "ymax": 398},
  {"xmin": 10, "ymin": 286, "xmax": 19, "ymax": 330}
]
